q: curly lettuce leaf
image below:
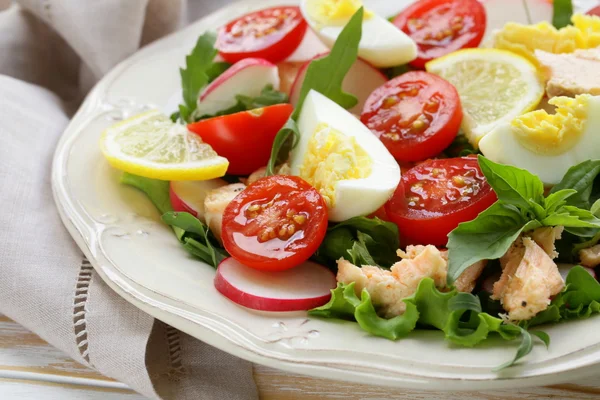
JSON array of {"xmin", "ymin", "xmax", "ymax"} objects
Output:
[{"xmin": 310, "ymin": 278, "xmax": 546, "ymax": 368}]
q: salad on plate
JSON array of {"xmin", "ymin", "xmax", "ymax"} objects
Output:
[{"xmin": 99, "ymin": 0, "xmax": 600, "ymax": 369}]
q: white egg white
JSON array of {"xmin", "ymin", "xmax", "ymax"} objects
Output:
[
  {"xmin": 290, "ymin": 90, "xmax": 401, "ymax": 222},
  {"xmin": 300, "ymin": 1, "xmax": 417, "ymax": 68},
  {"xmin": 479, "ymin": 96, "xmax": 600, "ymax": 185}
]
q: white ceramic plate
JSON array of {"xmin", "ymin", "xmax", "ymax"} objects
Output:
[{"xmin": 53, "ymin": 0, "xmax": 600, "ymax": 391}]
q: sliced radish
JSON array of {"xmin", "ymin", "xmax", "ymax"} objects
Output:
[
  {"xmin": 290, "ymin": 53, "xmax": 388, "ymax": 114},
  {"xmin": 215, "ymin": 257, "xmax": 336, "ymax": 311},
  {"xmin": 285, "ymin": 29, "xmax": 330, "ymax": 62},
  {"xmin": 558, "ymin": 264, "xmax": 597, "ymax": 281},
  {"xmin": 196, "ymin": 58, "xmax": 280, "ymax": 117},
  {"xmin": 170, "ymin": 179, "xmax": 227, "ymax": 221}
]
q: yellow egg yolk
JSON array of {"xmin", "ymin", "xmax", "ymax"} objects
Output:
[
  {"xmin": 494, "ymin": 14, "xmax": 600, "ymax": 66},
  {"xmin": 299, "ymin": 123, "xmax": 372, "ymax": 207},
  {"xmin": 511, "ymin": 95, "xmax": 590, "ymax": 155},
  {"xmin": 305, "ymin": 0, "xmax": 373, "ymax": 27}
]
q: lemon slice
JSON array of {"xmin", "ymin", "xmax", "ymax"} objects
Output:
[
  {"xmin": 100, "ymin": 110, "xmax": 229, "ymax": 180},
  {"xmin": 426, "ymin": 49, "xmax": 544, "ymax": 147}
]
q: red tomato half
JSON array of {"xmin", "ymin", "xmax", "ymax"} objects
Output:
[
  {"xmin": 222, "ymin": 176, "xmax": 328, "ymax": 271},
  {"xmin": 393, "ymin": 0, "xmax": 487, "ymax": 69},
  {"xmin": 361, "ymin": 71, "xmax": 462, "ymax": 162},
  {"xmin": 216, "ymin": 6, "xmax": 307, "ymax": 64},
  {"xmin": 188, "ymin": 104, "xmax": 293, "ymax": 176},
  {"xmin": 385, "ymin": 157, "xmax": 497, "ymax": 246},
  {"xmin": 587, "ymin": 5, "xmax": 600, "ymax": 16}
]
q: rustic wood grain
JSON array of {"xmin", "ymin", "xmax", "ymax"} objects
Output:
[{"xmin": 2, "ymin": 314, "xmax": 600, "ymax": 399}]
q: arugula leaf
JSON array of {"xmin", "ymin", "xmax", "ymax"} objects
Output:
[
  {"xmin": 266, "ymin": 118, "xmax": 299, "ymax": 176},
  {"xmin": 193, "ymin": 84, "xmax": 288, "ymax": 122},
  {"xmin": 478, "ymin": 156, "xmax": 544, "ymax": 213},
  {"xmin": 266, "ymin": 8, "xmax": 364, "ymax": 174},
  {"xmin": 552, "ymin": 0, "xmax": 574, "ymax": 29},
  {"xmin": 178, "ymin": 32, "xmax": 219, "ymax": 122},
  {"xmin": 493, "ymin": 327, "xmax": 534, "ymax": 371},
  {"xmin": 550, "ymin": 160, "xmax": 600, "ymax": 209},
  {"xmin": 291, "ymin": 8, "xmax": 362, "ymax": 119},
  {"xmin": 162, "ymin": 212, "xmax": 227, "ymax": 268},
  {"xmin": 120, "ymin": 173, "xmax": 173, "ymax": 215},
  {"xmin": 347, "ymin": 232, "xmax": 378, "ymax": 266},
  {"xmin": 317, "ymin": 217, "xmax": 400, "ymax": 268},
  {"xmin": 447, "ymin": 202, "xmax": 536, "ymax": 284},
  {"xmin": 382, "ymin": 64, "xmax": 410, "ymax": 80},
  {"xmin": 120, "ymin": 173, "xmax": 227, "ymax": 268}
]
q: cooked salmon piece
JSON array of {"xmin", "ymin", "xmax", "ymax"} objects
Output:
[
  {"xmin": 454, "ymin": 260, "xmax": 487, "ymax": 293},
  {"xmin": 492, "ymin": 237, "xmax": 564, "ymax": 321},
  {"xmin": 535, "ymin": 48, "xmax": 600, "ymax": 98},
  {"xmin": 337, "ymin": 245, "xmax": 447, "ymax": 318},
  {"xmin": 580, "ymin": 244, "xmax": 600, "ymax": 268},
  {"xmin": 204, "ymin": 183, "xmax": 246, "ymax": 243}
]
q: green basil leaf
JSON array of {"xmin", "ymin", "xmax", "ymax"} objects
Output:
[
  {"xmin": 447, "ymin": 202, "xmax": 533, "ymax": 284},
  {"xmin": 266, "ymin": 118, "xmax": 299, "ymax": 176},
  {"xmin": 552, "ymin": 0, "xmax": 573, "ymax": 29},
  {"xmin": 291, "ymin": 8, "xmax": 362, "ymax": 119},
  {"xmin": 561, "ymin": 265, "xmax": 600, "ymax": 308},
  {"xmin": 591, "ymin": 199, "xmax": 600, "ymax": 217},
  {"xmin": 550, "ymin": 160, "xmax": 600, "ymax": 209},
  {"xmin": 162, "ymin": 211, "xmax": 207, "ymax": 239},
  {"xmin": 523, "ymin": 305, "xmax": 562, "ymax": 328},
  {"xmin": 478, "ymin": 155, "xmax": 544, "ymax": 212},
  {"xmin": 354, "ymin": 289, "xmax": 419, "ymax": 340},
  {"xmin": 544, "ymin": 189, "xmax": 577, "ymax": 215},
  {"xmin": 493, "ymin": 326, "xmax": 533, "ymax": 370},
  {"xmin": 542, "ymin": 206, "xmax": 600, "ymax": 229},
  {"xmin": 179, "ymin": 32, "xmax": 218, "ymax": 121}
]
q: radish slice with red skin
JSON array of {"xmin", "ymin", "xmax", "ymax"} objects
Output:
[
  {"xmin": 285, "ymin": 29, "xmax": 329, "ymax": 62},
  {"xmin": 215, "ymin": 257, "xmax": 336, "ymax": 311},
  {"xmin": 196, "ymin": 58, "xmax": 280, "ymax": 117},
  {"xmin": 170, "ymin": 179, "xmax": 227, "ymax": 221},
  {"xmin": 289, "ymin": 53, "xmax": 388, "ymax": 114}
]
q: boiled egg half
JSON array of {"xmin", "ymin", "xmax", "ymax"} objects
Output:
[
  {"xmin": 479, "ymin": 94, "xmax": 600, "ymax": 185},
  {"xmin": 300, "ymin": 0, "xmax": 417, "ymax": 68},
  {"xmin": 290, "ymin": 90, "xmax": 401, "ymax": 222}
]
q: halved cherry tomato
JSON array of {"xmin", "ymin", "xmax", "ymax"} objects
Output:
[
  {"xmin": 222, "ymin": 176, "xmax": 328, "ymax": 271},
  {"xmin": 385, "ymin": 157, "xmax": 497, "ymax": 246},
  {"xmin": 393, "ymin": 0, "xmax": 487, "ymax": 69},
  {"xmin": 587, "ymin": 5, "xmax": 600, "ymax": 16},
  {"xmin": 216, "ymin": 6, "xmax": 307, "ymax": 64},
  {"xmin": 188, "ymin": 104, "xmax": 293, "ymax": 176},
  {"xmin": 360, "ymin": 71, "xmax": 462, "ymax": 162}
]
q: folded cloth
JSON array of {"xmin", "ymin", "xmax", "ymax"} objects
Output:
[{"xmin": 0, "ymin": 1, "xmax": 258, "ymax": 399}]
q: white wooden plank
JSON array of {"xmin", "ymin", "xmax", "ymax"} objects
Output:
[{"xmin": 0, "ymin": 379, "xmax": 144, "ymax": 400}]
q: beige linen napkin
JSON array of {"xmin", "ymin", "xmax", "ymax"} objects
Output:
[{"xmin": 0, "ymin": 1, "xmax": 258, "ymax": 399}]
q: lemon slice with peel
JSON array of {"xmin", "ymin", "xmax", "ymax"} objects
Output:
[
  {"xmin": 100, "ymin": 110, "xmax": 229, "ymax": 180},
  {"xmin": 426, "ymin": 49, "xmax": 544, "ymax": 147}
]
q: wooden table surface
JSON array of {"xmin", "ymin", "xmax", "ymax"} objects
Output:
[{"xmin": 3, "ymin": 314, "xmax": 600, "ymax": 399}]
